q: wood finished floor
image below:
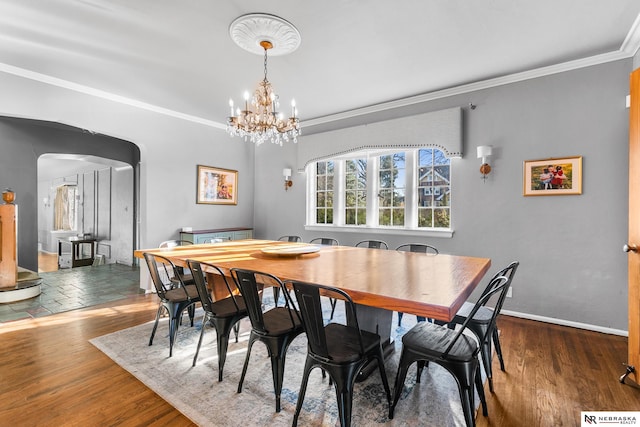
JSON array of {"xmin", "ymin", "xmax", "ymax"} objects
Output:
[{"xmin": 0, "ymin": 295, "xmax": 638, "ymax": 426}]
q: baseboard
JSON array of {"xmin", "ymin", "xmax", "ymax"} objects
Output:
[{"xmin": 501, "ymin": 309, "xmax": 628, "ymax": 337}]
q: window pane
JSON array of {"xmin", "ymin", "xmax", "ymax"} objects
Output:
[
  {"xmin": 317, "ymin": 192, "xmax": 325, "ymax": 206},
  {"xmin": 356, "ymin": 190, "xmax": 366, "ymax": 207},
  {"xmin": 380, "ymin": 189, "xmax": 392, "ymax": 207},
  {"xmin": 346, "ymin": 174, "xmax": 356, "ymax": 190},
  {"xmin": 326, "ymin": 192, "xmax": 333, "ymax": 207},
  {"xmin": 379, "ymin": 170, "xmax": 391, "ymax": 188},
  {"xmin": 345, "ymin": 190, "xmax": 356, "ymax": 208},
  {"xmin": 317, "ymin": 162, "xmax": 326, "ymax": 174},
  {"xmin": 327, "ymin": 175, "xmax": 334, "ymax": 190},
  {"xmin": 393, "ymin": 189, "xmax": 405, "ymax": 207},
  {"xmin": 317, "ymin": 176, "xmax": 326, "ymax": 191},
  {"xmin": 356, "ymin": 209, "xmax": 366, "ymax": 225},
  {"xmin": 326, "ymin": 208, "xmax": 333, "ymax": 223},
  {"xmin": 316, "ymin": 208, "xmax": 325, "ymax": 223},
  {"xmin": 417, "ymin": 148, "xmax": 451, "ymax": 229},
  {"xmin": 345, "ymin": 209, "xmax": 356, "ymax": 225},
  {"xmin": 379, "ymin": 208, "xmax": 391, "ymax": 226},
  {"xmin": 434, "ymin": 208, "xmax": 450, "ymax": 228},
  {"xmin": 393, "ymin": 208, "xmax": 405, "ymax": 226},
  {"xmin": 326, "ymin": 161, "xmax": 334, "ymax": 174},
  {"xmin": 418, "ymin": 209, "xmax": 433, "ymax": 227}
]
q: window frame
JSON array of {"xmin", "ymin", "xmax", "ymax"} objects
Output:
[{"xmin": 305, "ymin": 148, "xmax": 454, "ymax": 238}]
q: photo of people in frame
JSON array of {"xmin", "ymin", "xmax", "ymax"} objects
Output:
[{"xmin": 197, "ymin": 165, "xmax": 237, "ymax": 205}]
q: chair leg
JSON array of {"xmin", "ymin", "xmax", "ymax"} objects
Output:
[
  {"xmin": 397, "ymin": 312, "xmax": 403, "ymax": 327},
  {"xmin": 233, "ymin": 322, "xmax": 240, "ymax": 342},
  {"xmin": 149, "ymin": 304, "xmax": 164, "ymax": 346},
  {"xmin": 493, "ymin": 329, "xmax": 505, "ymax": 371},
  {"xmin": 481, "ymin": 336, "xmax": 494, "ymax": 393},
  {"xmin": 292, "ymin": 358, "xmax": 314, "ymax": 427},
  {"xmin": 192, "ymin": 313, "xmax": 209, "ymax": 367},
  {"xmin": 329, "ymin": 298, "xmax": 337, "ymax": 320},
  {"xmin": 389, "ymin": 351, "xmax": 412, "ymax": 419},
  {"xmin": 416, "ymin": 360, "xmax": 427, "ymax": 383},
  {"xmin": 375, "ymin": 352, "xmax": 392, "ymax": 405},
  {"xmin": 216, "ymin": 330, "xmax": 231, "ymax": 382},
  {"xmin": 237, "ymin": 334, "xmax": 256, "ymax": 393},
  {"xmin": 475, "ymin": 365, "xmax": 488, "ymax": 417},
  {"xmin": 335, "ymin": 379, "xmax": 355, "ymax": 427},
  {"xmin": 269, "ymin": 353, "xmax": 286, "ymax": 413}
]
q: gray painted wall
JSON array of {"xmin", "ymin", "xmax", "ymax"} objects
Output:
[{"xmin": 253, "ymin": 59, "xmax": 631, "ymax": 331}]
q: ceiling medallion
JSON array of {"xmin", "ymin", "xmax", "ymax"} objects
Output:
[{"xmin": 226, "ymin": 13, "xmax": 301, "ymax": 146}]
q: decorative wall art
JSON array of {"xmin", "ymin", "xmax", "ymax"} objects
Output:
[
  {"xmin": 197, "ymin": 165, "xmax": 238, "ymax": 205},
  {"xmin": 523, "ymin": 156, "xmax": 582, "ymax": 196}
]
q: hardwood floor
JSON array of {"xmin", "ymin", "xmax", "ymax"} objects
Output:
[
  {"xmin": 0, "ymin": 296, "xmax": 638, "ymax": 426},
  {"xmin": 38, "ymin": 251, "xmax": 58, "ymax": 273}
]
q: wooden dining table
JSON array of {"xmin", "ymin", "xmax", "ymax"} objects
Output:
[{"xmin": 135, "ymin": 239, "xmax": 491, "ymax": 350}]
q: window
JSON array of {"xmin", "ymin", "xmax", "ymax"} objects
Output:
[
  {"xmin": 345, "ymin": 159, "xmax": 366, "ymax": 225},
  {"xmin": 418, "ymin": 148, "xmax": 451, "ymax": 228},
  {"xmin": 378, "ymin": 153, "xmax": 405, "ymax": 226},
  {"xmin": 308, "ymin": 148, "xmax": 453, "ymax": 234},
  {"xmin": 315, "ymin": 160, "xmax": 334, "ymax": 224},
  {"xmin": 54, "ymin": 185, "xmax": 78, "ymax": 231}
]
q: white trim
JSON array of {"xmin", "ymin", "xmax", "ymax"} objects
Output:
[
  {"xmin": 501, "ymin": 309, "xmax": 628, "ymax": 337},
  {"xmin": 304, "ymin": 224, "xmax": 454, "ymax": 239}
]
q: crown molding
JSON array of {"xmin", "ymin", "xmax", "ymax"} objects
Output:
[
  {"xmin": 303, "ymin": 49, "xmax": 636, "ymax": 127},
  {"xmin": 0, "ymin": 62, "xmax": 226, "ymax": 130}
]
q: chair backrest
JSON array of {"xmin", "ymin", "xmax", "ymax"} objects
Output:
[
  {"xmin": 159, "ymin": 239, "xmax": 193, "ymax": 248},
  {"xmin": 288, "ymin": 280, "xmax": 365, "ymax": 360},
  {"xmin": 482, "ymin": 261, "xmax": 519, "ymax": 313},
  {"xmin": 444, "ymin": 275, "xmax": 510, "ymax": 357},
  {"xmin": 187, "ymin": 259, "xmax": 242, "ymax": 315},
  {"xmin": 395, "ymin": 243, "xmax": 439, "ymax": 255},
  {"xmin": 277, "ymin": 235, "xmax": 302, "ymax": 242},
  {"xmin": 143, "ymin": 252, "xmax": 189, "ymax": 300},
  {"xmin": 231, "ymin": 268, "xmax": 300, "ymax": 335},
  {"xmin": 355, "ymin": 239, "xmax": 388, "ymax": 250},
  {"xmin": 309, "ymin": 237, "xmax": 339, "ymax": 246}
]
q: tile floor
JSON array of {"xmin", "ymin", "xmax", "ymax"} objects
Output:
[{"xmin": 0, "ymin": 263, "xmax": 143, "ymax": 323}]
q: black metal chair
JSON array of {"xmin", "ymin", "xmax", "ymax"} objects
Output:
[
  {"xmin": 158, "ymin": 239, "xmax": 194, "ymax": 285},
  {"xmin": 389, "ymin": 274, "xmax": 510, "ymax": 427},
  {"xmin": 395, "ymin": 243, "xmax": 439, "ymax": 325},
  {"xmin": 143, "ymin": 252, "xmax": 200, "ymax": 357},
  {"xmin": 230, "ymin": 268, "xmax": 304, "ymax": 413},
  {"xmin": 449, "ymin": 261, "xmax": 519, "ymax": 392},
  {"xmin": 277, "ymin": 235, "xmax": 302, "ymax": 242},
  {"xmin": 355, "ymin": 239, "xmax": 389, "ymax": 250},
  {"xmin": 287, "ymin": 280, "xmax": 392, "ymax": 427},
  {"xmin": 187, "ymin": 259, "xmax": 248, "ymax": 381}
]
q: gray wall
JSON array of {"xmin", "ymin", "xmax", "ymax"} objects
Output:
[{"xmin": 253, "ymin": 59, "xmax": 631, "ymax": 332}]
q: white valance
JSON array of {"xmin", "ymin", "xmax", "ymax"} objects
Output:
[{"xmin": 297, "ymin": 107, "xmax": 462, "ymax": 171}]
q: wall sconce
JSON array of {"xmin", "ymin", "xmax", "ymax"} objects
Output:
[
  {"xmin": 477, "ymin": 145, "xmax": 493, "ymax": 181},
  {"xmin": 283, "ymin": 168, "xmax": 293, "ymax": 191}
]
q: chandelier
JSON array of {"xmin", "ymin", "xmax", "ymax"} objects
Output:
[{"xmin": 226, "ymin": 14, "xmax": 301, "ymax": 146}]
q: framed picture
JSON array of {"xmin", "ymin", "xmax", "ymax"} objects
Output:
[
  {"xmin": 523, "ymin": 156, "xmax": 582, "ymax": 196},
  {"xmin": 196, "ymin": 165, "xmax": 238, "ymax": 205}
]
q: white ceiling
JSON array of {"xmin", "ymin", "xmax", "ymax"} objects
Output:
[{"xmin": 1, "ymin": 1, "xmax": 639, "ymax": 133}]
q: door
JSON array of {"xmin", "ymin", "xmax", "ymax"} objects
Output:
[{"xmin": 626, "ymin": 67, "xmax": 640, "ymax": 384}]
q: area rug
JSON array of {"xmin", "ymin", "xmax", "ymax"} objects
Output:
[{"xmin": 90, "ymin": 305, "xmax": 483, "ymax": 426}]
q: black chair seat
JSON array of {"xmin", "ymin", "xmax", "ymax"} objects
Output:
[
  {"xmin": 324, "ymin": 323, "xmax": 382, "ymax": 364},
  {"xmin": 164, "ymin": 284, "xmax": 199, "ymax": 301},
  {"xmin": 261, "ymin": 306, "xmax": 303, "ymax": 335},
  {"xmin": 209, "ymin": 294, "xmax": 247, "ymax": 318},
  {"xmin": 402, "ymin": 321, "xmax": 478, "ymax": 363}
]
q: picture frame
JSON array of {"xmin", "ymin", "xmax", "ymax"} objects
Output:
[
  {"xmin": 196, "ymin": 165, "xmax": 238, "ymax": 205},
  {"xmin": 523, "ymin": 156, "xmax": 582, "ymax": 196}
]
